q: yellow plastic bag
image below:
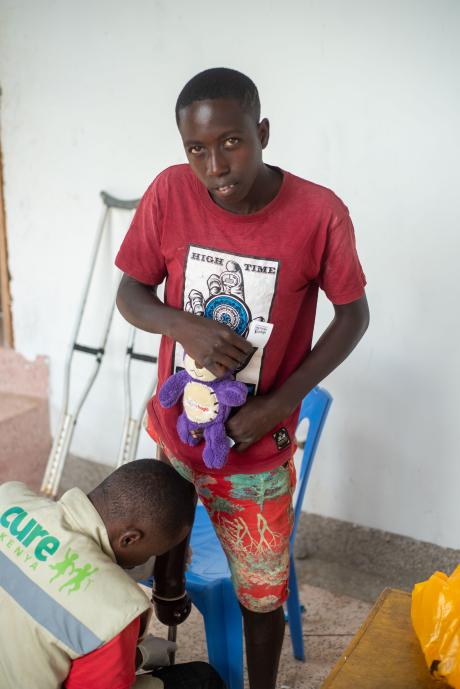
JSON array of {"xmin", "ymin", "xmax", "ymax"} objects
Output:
[{"xmin": 412, "ymin": 565, "xmax": 460, "ymax": 687}]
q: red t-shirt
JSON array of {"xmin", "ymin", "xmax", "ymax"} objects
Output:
[
  {"xmin": 65, "ymin": 616, "xmax": 140, "ymax": 689},
  {"xmin": 115, "ymin": 164, "xmax": 366, "ymax": 474}
]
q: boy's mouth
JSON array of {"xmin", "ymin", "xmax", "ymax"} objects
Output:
[{"xmin": 213, "ymin": 182, "xmax": 237, "ymax": 197}]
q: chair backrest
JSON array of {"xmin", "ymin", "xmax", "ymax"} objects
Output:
[{"xmin": 291, "ymin": 386, "xmax": 333, "ymax": 545}]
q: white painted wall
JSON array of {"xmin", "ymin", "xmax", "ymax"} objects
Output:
[{"xmin": 1, "ymin": 0, "xmax": 459, "ymax": 547}]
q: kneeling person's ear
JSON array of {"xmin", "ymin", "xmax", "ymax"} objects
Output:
[{"xmin": 119, "ymin": 528, "xmax": 143, "ymax": 548}]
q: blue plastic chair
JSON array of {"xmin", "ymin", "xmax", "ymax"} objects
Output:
[{"xmin": 185, "ymin": 386, "xmax": 333, "ymax": 689}]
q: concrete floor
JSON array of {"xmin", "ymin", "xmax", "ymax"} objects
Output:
[
  {"xmin": 60, "ymin": 455, "xmax": 407, "ymax": 688},
  {"xmin": 141, "ymin": 582, "xmax": 372, "ymax": 689}
]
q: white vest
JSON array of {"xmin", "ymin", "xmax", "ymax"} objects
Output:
[{"xmin": 0, "ymin": 482, "xmax": 151, "ymax": 689}]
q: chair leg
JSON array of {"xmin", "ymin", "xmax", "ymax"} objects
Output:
[
  {"xmin": 222, "ymin": 578, "xmax": 244, "ymax": 689},
  {"xmin": 286, "ymin": 554, "xmax": 305, "ymax": 661},
  {"xmin": 189, "ymin": 582, "xmax": 244, "ymax": 689}
]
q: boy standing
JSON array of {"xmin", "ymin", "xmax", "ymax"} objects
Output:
[{"xmin": 116, "ymin": 68, "xmax": 369, "ymax": 689}]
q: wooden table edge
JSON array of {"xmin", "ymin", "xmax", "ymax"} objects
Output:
[{"xmin": 321, "ymin": 588, "xmax": 409, "ymax": 688}]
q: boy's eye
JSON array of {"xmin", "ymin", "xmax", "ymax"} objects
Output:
[
  {"xmin": 189, "ymin": 145, "xmax": 203, "ymax": 155},
  {"xmin": 223, "ymin": 138, "xmax": 240, "ymax": 148}
]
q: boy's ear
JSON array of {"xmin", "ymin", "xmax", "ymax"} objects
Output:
[
  {"xmin": 118, "ymin": 528, "xmax": 143, "ymax": 549},
  {"xmin": 258, "ymin": 118, "xmax": 270, "ymax": 149}
]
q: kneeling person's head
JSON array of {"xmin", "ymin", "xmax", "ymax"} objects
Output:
[{"xmin": 88, "ymin": 459, "xmax": 194, "ymax": 569}]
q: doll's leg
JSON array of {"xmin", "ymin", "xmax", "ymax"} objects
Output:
[
  {"xmin": 203, "ymin": 424, "xmax": 229, "ymax": 470},
  {"xmin": 177, "ymin": 414, "xmax": 200, "ymax": 446}
]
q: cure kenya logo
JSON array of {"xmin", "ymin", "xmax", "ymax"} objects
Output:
[
  {"xmin": 0, "ymin": 505, "xmax": 60, "ymax": 563},
  {"xmin": 0, "ymin": 504, "xmax": 98, "ymax": 593}
]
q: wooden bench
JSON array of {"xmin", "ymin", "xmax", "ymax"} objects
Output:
[{"xmin": 322, "ymin": 588, "xmax": 451, "ymax": 689}]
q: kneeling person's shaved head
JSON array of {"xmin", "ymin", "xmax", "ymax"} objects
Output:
[{"xmin": 88, "ymin": 459, "xmax": 194, "ymax": 569}]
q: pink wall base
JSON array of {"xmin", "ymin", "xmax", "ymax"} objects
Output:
[{"xmin": 0, "ymin": 349, "xmax": 51, "ymax": 491}]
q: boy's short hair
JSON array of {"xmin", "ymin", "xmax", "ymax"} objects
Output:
[
  {"xmin": 175, "ymin": 67, "xmax": 261, "ymax": 123},
  {"xmin": 91, "ymin": 459, "xmax": 194, "ymax": 540}
]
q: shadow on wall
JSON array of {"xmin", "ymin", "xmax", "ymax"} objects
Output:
[{"xmin": 0, "ymin": 349, "xmax": 51, "ymax": 491}]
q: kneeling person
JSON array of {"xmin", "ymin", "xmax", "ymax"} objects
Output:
[{"xmin": 0, "ymin": 459, "xmax": 206, "ymax": 689}]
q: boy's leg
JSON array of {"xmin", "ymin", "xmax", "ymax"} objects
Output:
[
  {"xmin": 151, "ymin": 441, "xmax": 197, "ymax": 613},
  {"xmin": 241, "ymin": 605, "xmax": 285, "ymax": 689},
  {"xmin": 194, "ymin": 459, "xmax": 296, "ymax": 689},
  {"xmin": 157, "ymin": 445, "xmax": 296, "ymax": 689}
]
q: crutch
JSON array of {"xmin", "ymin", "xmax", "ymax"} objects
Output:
[
  {"xmin": 116, "ymin": 326, "xmax": 157, "ymax": 467},
  {"xmin": 41, "ymin": 191, "xmax": 139, "ymax": 498}
]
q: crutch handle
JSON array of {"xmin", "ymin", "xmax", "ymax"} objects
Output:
[
  {"xmin": 127, "ymin": 347, "xmax": 158, "ymax": 364},
  {"xmin": 100, "ymin": 190, "xmax": 140, "ymax": 210},
  {"xmin": 73, "ymin": 343, "xmax": 105, "ymax": 358}
]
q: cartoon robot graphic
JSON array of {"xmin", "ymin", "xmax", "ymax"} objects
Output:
[{"xmin": 184, "ymin": 260, "xmax": 264, "ymax": 368}]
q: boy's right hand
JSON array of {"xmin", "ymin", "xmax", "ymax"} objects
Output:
[
  {"xmin": 174, "ymin": 312, "xmax": 253, "ymax": 378},
  {"xmin": 117, "ymin": 276, "xmax": 252, "ymax": 378}
]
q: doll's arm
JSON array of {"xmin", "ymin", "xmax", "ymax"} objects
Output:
[
  {"xmin": 158, "ymin": 370, "xmax": 189, "ymax": 407},
  {"xmin": 217, "ymin": 380, "xmax": 248, "ymax": 408}
]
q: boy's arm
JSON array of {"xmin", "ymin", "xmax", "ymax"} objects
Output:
[
  {"xmin": 151, "ymin": 452, "xmax": 196, "ymax": 627},
  {"xmin": 116, "ymin": 274, "xmax": 253, "ymax": 377},
  {"xmin": 152, "ymin": 532, "xmax": 192, "ymax": 626},
  {"xmin": 226, "ymin": 294, "xmax": 370, "ymax": 452}
]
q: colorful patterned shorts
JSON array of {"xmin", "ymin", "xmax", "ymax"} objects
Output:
[{"xmin": 162, "ymin": 446, "xmax": 296, "ymax": 613}]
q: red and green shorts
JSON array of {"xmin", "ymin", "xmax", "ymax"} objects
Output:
[{"xmin": 150, "ymin": 425, "xmax": 296, "ymax": 613}]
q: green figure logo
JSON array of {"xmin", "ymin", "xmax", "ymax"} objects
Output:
[
  {"xmin": 49, "ymin": 548, "xmax": 78, "ymax": 582},
  {"xmin": 49, "ymin": 549, "xmax": 98, "ymax": 594},
  {"xmin": 59, "ymin": 563, "xmax": 99, "ymax": 594}
]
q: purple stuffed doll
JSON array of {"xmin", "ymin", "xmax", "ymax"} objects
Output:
[{"xmin": 158, "ymin": 354, "xmax": 248, "ymax": 470}]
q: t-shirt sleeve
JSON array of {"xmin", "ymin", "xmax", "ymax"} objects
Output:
[
  {"xmin": 318, "ymin": 213, "xmax": 366, "ymax": 304},
  {"xmin": 64, "ymin": 616, "xmax": 141, "ymax": 689},
  {"xmin": 115, "ymin": 180, "xmax": 167, "ymax": 286}
]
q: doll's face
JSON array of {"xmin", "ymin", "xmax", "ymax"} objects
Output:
[{"xmin": 184, "ymin": 354, "xmax": 217, "ymax": 382}]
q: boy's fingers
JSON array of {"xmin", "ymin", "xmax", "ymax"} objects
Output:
[
  {"xmin": 204, "ymin": 360, "xmax": 229, "ymax": 378},
  {"xmin": 210, "ymin": 343, "xmax": 253, "ymax": 368},
  {"xmin": 205, "ymin": 319, "xmax": 253, "ymax": 353},
  {"xmin": 224, "ymin": 330, "xmax": 253, "ymax": 353}
]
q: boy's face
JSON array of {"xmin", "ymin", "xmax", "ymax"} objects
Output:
[{"xmin": 177, "ymin": 98, "xmax": 269, "ymax": 213}]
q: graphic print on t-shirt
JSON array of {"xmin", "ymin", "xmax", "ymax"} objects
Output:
[{"xmin": 174, "ymin": 244, "xmax": 279, "ymax": 394}]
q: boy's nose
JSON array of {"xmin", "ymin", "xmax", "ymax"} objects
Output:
[{"xmin": 207, "ymin": 149, "xmax": 229, "ymax": 178}]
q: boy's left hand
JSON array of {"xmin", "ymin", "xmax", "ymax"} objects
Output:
[{"xmin": 226, "ymin": 394, "xmax": 288, "ymax": 452}]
